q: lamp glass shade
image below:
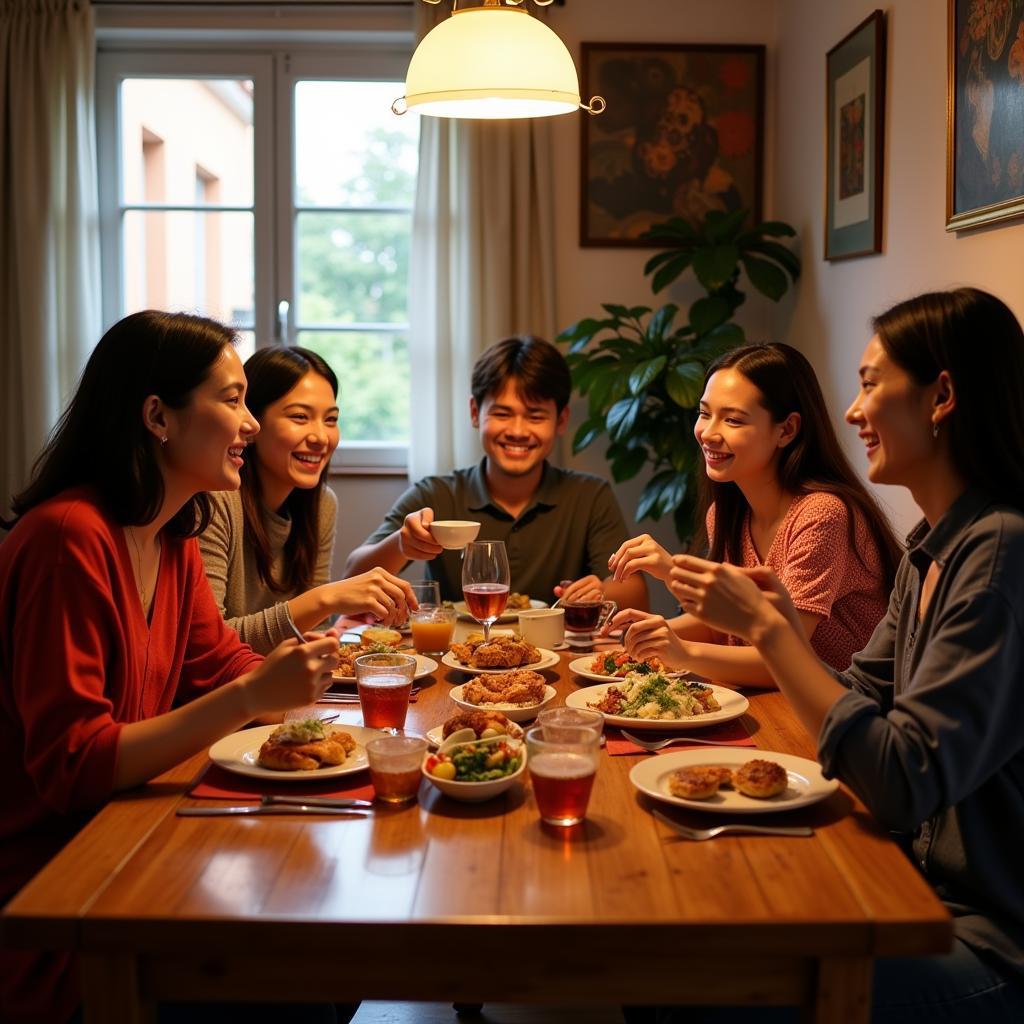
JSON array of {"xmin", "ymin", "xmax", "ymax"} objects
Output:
[{"xmin": 404, "ymin": 7, "xmax": 580, "ymax": 119}]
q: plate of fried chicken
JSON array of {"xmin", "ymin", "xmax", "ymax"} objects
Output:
[
  {"xmin": 448, "ymin": 670, "xmax": 557, "ymax": 722},
  {"xmin": 442, "ymin": 634, "xmax": 559, "ymax": 675}
]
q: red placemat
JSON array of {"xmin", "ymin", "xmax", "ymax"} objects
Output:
[
  {"xmin": 189, "ymin": 763, "xmax": 375, "ymax": 801},
  {"xmin": 606, "ymin": 720, "xmax": 757, "ymax": 756}
]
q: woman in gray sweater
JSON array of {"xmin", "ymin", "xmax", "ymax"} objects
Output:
[
  {"xmin": 663, "ymin": 288, "xmax": 1024, "ymax": 1022},
  {"xmin": 200, "ymin": 347, "xmax": 414, "ymax": 654}
]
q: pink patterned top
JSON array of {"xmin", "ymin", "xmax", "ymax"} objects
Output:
[{"xmin": 706, "ymin": 491, "xmax": 889, "ymax": 671}]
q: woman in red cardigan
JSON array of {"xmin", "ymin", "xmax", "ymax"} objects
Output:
[{"xmin": 0, "ymin": 311, "xmax": 342, "ymax": 1024}]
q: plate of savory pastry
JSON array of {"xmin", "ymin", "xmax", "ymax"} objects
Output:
[
  {"xmin": 441, "ymin": 634, "xmax": 558, "ymax": 675},
  {"xmin": 209, "ymin": 721, "xmax": 383, "ymax": 781},
  {"xmin": 630, "ymin": 748, "xmax": 838, "ymax": 814},
  {"xmin": 566, "ymin": 675, "xmax": 748, "ymax": 730}
]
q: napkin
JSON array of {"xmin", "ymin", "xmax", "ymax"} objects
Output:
[
  {"xmin": 605, "ymin": 720, "xmax": 756, "ymax": 756},
  {"xmin": 189, "ymin": 763, "xmax": 375, "ymax": 802}
]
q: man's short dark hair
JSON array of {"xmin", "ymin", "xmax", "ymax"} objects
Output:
[{"xmin": 471, "ymin": 335, "xmax": 572, "ymax": 413}]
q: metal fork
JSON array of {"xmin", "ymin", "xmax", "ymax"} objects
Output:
[
  {"xmin": 620, "ymin": 729, "xmax": 745, "ymax": 750},
  {"xmin": 652, "ymin": 808, "xmax": 812, "ymax": 840}
]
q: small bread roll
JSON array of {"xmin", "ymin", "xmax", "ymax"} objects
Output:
[
  {"xmin": 732, "ymin": 759, "xmax": 788, "ymax": 798},
  {"xmin": 668, "ymin": 766, "xmax": 723, "ymax": 800}
]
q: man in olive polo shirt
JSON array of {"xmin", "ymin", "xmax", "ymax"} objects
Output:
[{"xmin": 345, "ymin": 335, "xmax": 648, "ymax": 611}]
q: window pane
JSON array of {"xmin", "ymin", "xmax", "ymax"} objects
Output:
[
  {"xmin": 122, "ymin": 209, "xmax": 254, "ymax": 327},
  {"xmin": 295, "ymin": 81, "xmax": 418, "ymax": 208},
  {"xmin": 120, "ymin": 78, "xmax": 254, "ymax": 207},
  {"xmin": 297, "ymin": 331, "xmax": 409, "ymax": 443},
  {"xmin": 296, "ymin": 211, "xmax": 411, "ymax": 326},
  {"xmin": 235, "ymin": 330, "xmax": 256, "ymax": 362}
]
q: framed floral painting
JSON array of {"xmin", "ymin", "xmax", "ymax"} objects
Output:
[
  {"xmin": 579, "ymin": 43, "xmax": 765, "ymax": 248},
  {"xmin": 947, "ymin": 0, "xmax": 1024, "ymax": 230},
  {"xmin": 825, "ymin": 11, "xmax": 886, "ymax": 260}
]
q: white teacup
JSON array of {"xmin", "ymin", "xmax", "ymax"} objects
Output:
[
  {"xmin": 517, "ymin": 607, "xmax": 565, "ymax": 649},
  {"xmin": 429, "ymin": 520, "xmax": 481, "ymax": 549}
]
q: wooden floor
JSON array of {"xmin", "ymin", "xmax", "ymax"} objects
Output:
[{"xmin": 351, "ymin": 1003, "xmax": 626, "ymax": 1023}]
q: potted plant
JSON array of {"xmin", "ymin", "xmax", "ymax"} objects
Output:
[{"xmin": 557, "ymin": 207, "xmax": 800, "ymax": 543}]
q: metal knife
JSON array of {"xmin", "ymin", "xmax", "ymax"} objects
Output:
[
  {"xmin": 261, "ymin": 794, "xmax": 374, "ymax": 810},
  {"xmin": 177, "ymin": 804, "xmax": 370, "ymax": 817}
]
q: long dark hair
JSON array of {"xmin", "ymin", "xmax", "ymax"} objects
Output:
[
  {"xmin": 694, "ymin": 342, "xmax": 901, "ymax": 587},
  {"xmin": 240, "ymin": 346, "xmax": 339, "ymax": 593},
  {"xmin": 3, "ymin": 310, "xmax": 236, "ymax": 536},
  {"xmin": 873, "ymin": 288, "xmax": 1024, "ymax": 511}
]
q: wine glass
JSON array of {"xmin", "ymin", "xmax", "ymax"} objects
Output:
[{"xmin": 461, "ymin": 540, "xmax": 510, "ymax": 642}]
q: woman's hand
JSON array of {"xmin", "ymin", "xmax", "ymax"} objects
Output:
[
  {"xmin": 244, "ymin": 636, "xmax": 339, "ymax": 717},
  {"xmin": 607, "ymin": 534, "xmax": 673, "ymax": 582},
  {"xmin": 608, "ymin": 608, "xmax": 689, "ymax": 670},
  {"xmin": 668, "ymin": 555, "xmax": 789, "ymax": 640},
  {"xmin": 323, "ymin": 568, "xmax": 416, "ymax": 627},
  {"xmin": 554, "ymin": 575, "xmax": 604, "ymax": 603},
  {"xmin": 398, "ymin": 507, "xmax": 444, "ymax": 561}
]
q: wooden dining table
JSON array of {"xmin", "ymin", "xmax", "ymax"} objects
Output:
[{"xmin": 2, "ymin": 634, "xmax": 952, "ymax": 1024}]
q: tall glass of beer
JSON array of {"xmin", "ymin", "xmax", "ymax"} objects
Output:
[{"xmin": 526, "ymin": 724, "xmax": 601, "ymax": 826}]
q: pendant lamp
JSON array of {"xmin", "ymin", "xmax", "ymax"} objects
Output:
[{"xmin": 393, "ymin": 0, "xmax": 604, "ymax": 120}]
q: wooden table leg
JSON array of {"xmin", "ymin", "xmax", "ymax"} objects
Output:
[
  {"xmin": 804, "ymin": 956, "xmax": 872, "ymax": 1024},
  {"xmin": 80, "ymin": 953, "xmax": 157, "ymax": 1024}
]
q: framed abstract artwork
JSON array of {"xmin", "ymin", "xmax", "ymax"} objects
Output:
[
  {"xmin": 825, "ymin": 11, "xmax": 886, "ymax": 260},
  {"xmin": 579, "ymin": 43, "xmax": 765, "ymax": 248},
  {"xmin": 947, "ymin": 0, "xmax": 1024, "ymax": 231}
]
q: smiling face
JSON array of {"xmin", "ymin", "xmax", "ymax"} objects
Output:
[
  {"xmin": 160, "ymin": 345, "xmax": 259, "ymax": 493},
  {"xmin": 471, "ymin": 380, "xmax": 568, "ymax": 480},
  {"xmin": 694, "ymin": 368, "xmax": 798, "ymax": 487},
  {"xmin": 845, "ymin": 335, "xmax": 936, "ymax": 487},
  {"xmin": 252, "ymin": 370, "xmax": 340, "ymax": 501}
]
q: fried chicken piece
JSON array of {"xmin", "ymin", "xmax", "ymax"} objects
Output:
[
  {"xmin": 257, "ymin": 727, "xmax": 353, "ymax": 772},
  {"xmin": 462, "ymin": 670, "xmax": 547, "ymax": 707},
  {"xmin": 472, "ymin": 636, "xmax": 539, "ymax": 668},
  {"xmin": 441, "ymin": 709, "xmax": 522, "ymax": 739}
]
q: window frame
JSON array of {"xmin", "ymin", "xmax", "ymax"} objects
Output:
[{"xmin": 96, "ymin": 41, "xmax": 416, "ymax": 471}]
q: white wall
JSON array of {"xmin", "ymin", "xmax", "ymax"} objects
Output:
[{"xmin": 774, "ymin": 0, "xmax": 1024, "ymax": 536}]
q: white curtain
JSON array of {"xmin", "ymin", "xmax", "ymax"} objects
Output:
[
  {"xmin": 0, "ymin": 0, "xmax": 100, "ymax": 514},
  {"xmin": 407, "ymin": 1, "xmax": 559, "ymax": 481}
]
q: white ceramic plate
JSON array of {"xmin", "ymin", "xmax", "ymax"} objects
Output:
[
  {"xmin": 565, "ymin": 682, "xmax": 749, "ymax": 731},
  {"xmin": 453, "ymin": 598, "xmax": 547, "ymax": 623},
  {"xmin": 448, "ymin": 683, "xmax": 557, "ymax": 723},
  {"xmin": 331, "ymin": 654, "xmax": 438, "ymax": 685},
  {"xmin": 424, "ymin": 721, "xmax": 525, "ymax": 749},
  {"xmin": 440, "ymin": 648, "xmax": 560, "ymax": 675},
  {"xmin": 208, "ymin": 724, "xmax": 384, "ymax": 781},
  {"xmin": 568, "ymin": 654, "xmax": 677, "ymax": 684},
  {"xmin": 630, "ymin": 748, "xmax": 839, "ymax": 815}
]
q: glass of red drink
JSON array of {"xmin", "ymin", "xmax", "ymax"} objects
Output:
[
  {"xmin": 562, "ymin": 597, "xmax": 618, "ymax": 647},
  {"xmin": 526, "ymin": 724, "xmax": 601, "ymax": 827},
  {"xmin": 354, "ymin": 653, "xmax": 417, "ymax": 733},
  {"xmin": 461, "ymin": 540, "xmax": 510, "ymax": 642},
  {"xmin": 366, "ymin": 735, "xmax": 427, "ymax": 803}
]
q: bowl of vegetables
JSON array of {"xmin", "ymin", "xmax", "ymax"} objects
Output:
[{"xmin": 422, "ymin": 734, "xmax": 526, "ymax": 802}]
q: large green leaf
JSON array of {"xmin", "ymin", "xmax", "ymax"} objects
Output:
[
  {"xmin": 665, "ymin": 361, "xmax": 705, "ymax": 408},
  {"xmin": 748, "ymin": 221, "xmax": 796, "ymax": 238},
  {"xmin": 688, "ymin": 296, "xmax": 731, "ymax": 336},
  {"xmin": 572, "ymin": 417, "xmax": 605, "ymax": 452},
  {"xmin": 692, "ymin": 244, "xmax": 739, "ymax": 293},
  {"xmin": 657, "ymin": 474, "xmax": 687, "ymax": 518},
  {"xmin": 650, "ymin": 253, "xmax": 694, "ymax": 294},
  {"xmin": 703, "ymin": 207, "xmax": 748, "ymax": 243},
  {"xmin": 601, "ymin": 303, "xmax": 632, "ymax": 319},
  {"xmin": 636, "ymin": 470, "xmax": 676, "ymax": 521},
  {"xmin": 745, "ymin": 239, "xmax": 801, "ymax": 280},
  {"xmin": 606, "ymin": 396, "xmax": 642, "ymax": 441},
  {"xmin": 571, "ymin": 355, "xmax": 618, "ymax": 395},
  {"xmin": 741, "ymin": 255, "xmax": 788, "ymax": 302},
  {"xmin": 643, "ymin": 250, "xmax": 685, "ymax": 275},
  {"xmin": 646, "ymin": 303, "xmax": 679, "ymax": 343},
  {"xmin": 628, "ymin": 355, "xmax": 667, "ymax": 394},
  {"xmin": 643, "ymin": 216, "xmax": 698, "ymax": 243},
  {"xmin": 556, "ymin": 317, "xmax": 603, "ymax": 344},
  {"xmin": 610, "ymin": 446, "xmax": 648, "ymax": 482}
]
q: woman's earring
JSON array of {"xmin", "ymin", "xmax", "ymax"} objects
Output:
[
  {"xmin": 932, "ymin": 421, "xmax": 939, "ymax": 439},
  {"xmin": 160, "ymin": 436, "xmax": 168, "ymax": 446}
]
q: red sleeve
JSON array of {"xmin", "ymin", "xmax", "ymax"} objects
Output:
[
  {"xmin": 775, "ymin": 495, "xmax": 852, "ymax": 618},
  {"xmin": 175, "ymin": 539, "xmax": 263, "ymax": 703},
  {"xmin": 11, "ymin": 508, "xmax": 123, "ymax": 815}
]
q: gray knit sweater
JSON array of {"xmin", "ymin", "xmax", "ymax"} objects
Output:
[{"xmin": 198, "ymin": 487, "xmax": 337, "ymax": 654}]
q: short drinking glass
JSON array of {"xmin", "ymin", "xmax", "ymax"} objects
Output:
[
  {"xmin": 366, "ymin": 735, "xmax": 428, "ymax": 804},
  {"xmin": 410, "ymin": 606, "xmax": 457, "ymax": 656},
  {"xmin": 354, "ymin": 653, "xmax": 416, "ymax": 733},
  {"xmin": 526, "ymin": 724, "xmax": 601, "ymax": 827}
]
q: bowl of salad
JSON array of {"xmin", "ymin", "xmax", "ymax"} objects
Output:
[{"xmin": 422, "ymin": 734, "xmax": 526, "ymax": 802}]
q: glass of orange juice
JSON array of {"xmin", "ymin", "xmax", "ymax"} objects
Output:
[{"xmin": 410, "ymin": 606, "xmax": 456, "ymax": 655}]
